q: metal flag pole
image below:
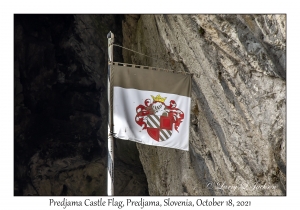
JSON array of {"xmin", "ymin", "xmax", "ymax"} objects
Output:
[{"xmin": 107, "ymin": 31, "xmax": 114, "ymax": 196}]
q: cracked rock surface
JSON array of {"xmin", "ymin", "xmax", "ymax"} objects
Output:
[
  {"xmin": 122, "ymin": 14, "xmax": 286, "ymax": 195},
  {"xmin": 14, "ymin": 14, "xmax": 286, "ymax": 196}
]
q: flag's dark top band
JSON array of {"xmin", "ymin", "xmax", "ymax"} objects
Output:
[{"xmin": 110, "ymin": 62, "xmax": 191, "ymax": 97}]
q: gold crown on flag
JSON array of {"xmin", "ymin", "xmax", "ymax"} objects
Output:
[{"xmin": 151, "ymin": 94, "xmax": 167, "ymax": 103}]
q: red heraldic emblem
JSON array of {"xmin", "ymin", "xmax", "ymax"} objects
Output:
[{"xmin": 135, "ymin": 94, "xmax": 185, "ymax": 142}]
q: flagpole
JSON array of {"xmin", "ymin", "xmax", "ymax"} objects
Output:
[{"xmin": 107, "ymin": 31, "xmax": 114, "ymax": 196}]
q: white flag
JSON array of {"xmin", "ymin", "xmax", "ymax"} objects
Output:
[{"xmin": 111, "ymin": 63, "xmax": 191, "ymax": 151}]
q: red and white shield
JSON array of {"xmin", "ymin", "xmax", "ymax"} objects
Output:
[
  {"xmin": 146, "ymin": 114, "xmax": 173, "ymax": 141},
  {"xmin": 135, "ymin": 94, "xmax": 185, "ymax": 142}
]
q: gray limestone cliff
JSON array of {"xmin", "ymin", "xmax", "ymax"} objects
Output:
[
  {"xmin": 14, "ymin": 14, "xmax": 286, "ymax": 196},
  {"xmin": 122, "ymin": 14, "xmax": 286, "ymax": 195}
]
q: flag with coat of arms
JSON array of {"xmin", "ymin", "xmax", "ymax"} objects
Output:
[{"xmin": 111, "ymin": 63, "xmax": 191, "ymax": 151}]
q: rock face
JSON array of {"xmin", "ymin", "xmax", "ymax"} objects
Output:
[
  {"xmin": 14, "ymin": 14, "xmax": 286, "ymax": 196},
  {"xmin": 122, "ymin": 14, "xmax": 286, "ymax": 195},
  {"xmin": 14, "ymin": 14, "xmax": 148, "ymax": 196}
]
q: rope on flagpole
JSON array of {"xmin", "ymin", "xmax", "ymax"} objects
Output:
[
  {"xmin": 112, "ymin": 44, "xmax": 200, "ymax": 78},
  {"xmin": 113, "ymin": 44, "xmax": 163, "ymax": 63}
]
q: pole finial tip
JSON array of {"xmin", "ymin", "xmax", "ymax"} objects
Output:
[{"xmin": 107, "ymin": 31, "xmax": 114, "ymax": 39}]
